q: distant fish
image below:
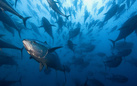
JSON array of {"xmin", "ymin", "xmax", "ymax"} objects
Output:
[
  {"xmin": 84, "ymin": 7, "xmax": 90, "ymax": 23},
  {"xmin": 109, "ymin": 15, "xmax": 137, "ymax": 47},
  {"xmin": 108, "ymin": 26, "xmax": 117, "ymax": 35},
  {"xmin": 0, "ymin": 76, "xmax": 22, "ymax": 86},
  {"xmin": 88, "ymin": 78, "xmax": 104, "ymax": 86},
  {"xmin": 40, "ymin": 17, "xmax": 55, "ymax": 40},
  {"xmin": 2, "ymin": 23, "xmax": 15, "ymax": 37},
  {"xmin": 112, "ymin": 41, "xmax": 134, "ymax": 51},
  {"xmin": 46, "ymin": 0, "xmax": 70, "ymax": 19},
  {"xmin": 104, "ymin": 54, "xmax": 122, "ymax": 68},
  {"xmin": 97, "ymin": 6, "xmax": 104, "ymax": 15},
  {"xmin": 103, "ymin": 2, "xmax": 119, "ymax": 22},
  {"xmin": 0, "ymin": 52, "xmax": 18, "ymax": 67},
  {"xmin": 0, "ymin": 11, "xmax": 22, "ymax": 38},
  {"xmin": 117, "ymin": 49, "xmax": 132, "ymax": 57},
  {"xmin": 67, "ymin": 40, "xmax": 76, "ymax": 52},
  {"xmin": 29, "ymin": 22, "xmax": 42, "ymax": 37},
  {"xmin": 126, "ymin": 57, "xmax": 137, "ymax": 67},
  {"xmin": 106, "ymin": 74, "xmax": 128, "ymax": 83},
  {"xmin": 69, "ymin": 27, "xmax": 80, "ymax": 39},
  {"xmin": 96, "ymin": 52, "xmax": 106, "ymax": 57},
  {"xmin": 0, "ymin": 0, "xmax": 31, "ymax": 27},
  {"xmin": 23, "ymin": 39, "xmax": 70, "ymax": 73},
  {"xmin": 78, "ymin": 43, "xmax": 95, "ymax": 53},
  {"xmin": 0, "ymin": 39, "xmax": 24, "ymax": 58}
]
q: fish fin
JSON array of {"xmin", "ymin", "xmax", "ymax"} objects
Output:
[
  {"xmin": 54, "ymin": 1, "xmax": 59, "ymax": 3},
  {"xmin": 111, "ymin": 52, "xmax": 115, "ymax": 55},
  {"xmin": 20, "ymin": 47, "xmax": 24, "ymax": 59},
  {"xmin": 109, "ymin": 39, "xmax": 116, "ymax": 47},
  {"xmin": 44, "ymin": 41, "xmax": 48, "ymax": 44},
  {"xmin": 39, "ymin": 25, "xmax": 44, "ymax": 28},
  {"xmin": 23, "ymin": 16, "xmax": 31, "ymax": 27},
  {"xmin": 30, "ymin": 56, "xmax": 33, "ymax": 59},
  {"xmin": 18, "ymin": 76, "xmax": 22, "ymax": 86},
  {"xmin": 15, "ymin": 0, "xmax": 18, "ymax": 7},
  {"xmin": 65, "ymin": 15, "xmax": 70, "ymax": 20},
  {"xmin": 50, "ymin": 24, "xmax": 56, "ymax": 27},
  {"xmin": 39, "ymin": 63, "xmax": 44, "ymax": 72},
  {"xmin": 48, "ymin": 46, "xmax": 62, "ymax": 53},
  {"xmin": 18, "ymin": 28, "xmax": 22, "ymax": 38},
  {"xmin": 0, "ymin": 7, "xmax": 5, "ymax": 12},
  {"xmin": 63, "ymin": 65, "xmax": 67, "ymax": 86},
  {"xmin": 43, "ymin": 63, "xmax": 48, "ymax": 69},
  {"xmin": 104, "ymin": 12, "xmax": 107, "ymax": 15},
  {"xmin": 0, "ymin": 34, "xmax": 5, "ymax": 38},
  {"xmin": 73, "ymin": 44, "xmax": 77, "ymax": 46},
  {"xmin": 103, "ymin": 60, "xmax": 107, "ymax": 70}
]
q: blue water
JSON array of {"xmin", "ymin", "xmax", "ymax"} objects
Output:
[{"xmin": 0, "ymin": 0, "xmax": 137, "ymax": 86}]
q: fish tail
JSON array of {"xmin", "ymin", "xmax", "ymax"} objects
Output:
[
  {"xmin": 18, "ymin": 76, "xmax": 22, "ymax": 86},
  {"xmin": 103, "ymin": 60, "xmax": 107, "ymax": 71},
  {"xmin": 63, "ymin": 65, "xmax": 67, "ymax": 86},
  {"xmin": 109, "ymin": 39, "xmax": 116, "ymax": 48},
  {"xmin": 18, "ymin": 28, "xmax": 22, "ymax": 38},
  {"xmin": 15, "ymin": 0, "xmax": 18, "ymax": 7},
  {"xmin": 50, "ymin": 24, "xmax": 56, "ymax": 27},
  {"xmin": 65, "ymin": 15, "xmax": 70, "ymax": 20},
  {"xmin": 23, "ymin": 16, "xmax": 31, "ymax": 27}
]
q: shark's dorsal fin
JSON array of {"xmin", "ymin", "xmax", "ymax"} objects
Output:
[
  {"xmin": 48, "ymin": 46, "xmax": 62, "ymax": 53},
  {"xmin": 39, "ymin": 63, "xmax": 44, "ymax": 72}
]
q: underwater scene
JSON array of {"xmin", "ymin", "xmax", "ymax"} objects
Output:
[{"xmin": 0, "ymin": 0, "xmax": 137, "ymax": 86}]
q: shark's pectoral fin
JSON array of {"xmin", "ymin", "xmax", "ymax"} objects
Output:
[{"xmin": 39, "ymin": 63, "xmax": 44, "ymax": 72}]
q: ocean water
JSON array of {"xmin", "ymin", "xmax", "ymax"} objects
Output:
[{"xmin": 0, "ymin": 0, "xmax": 137, "ymax": 86}]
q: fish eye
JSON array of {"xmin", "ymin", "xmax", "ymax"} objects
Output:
[{"xmin": 32, "ymin": 41, "xmax": 36, "ymax": 44}]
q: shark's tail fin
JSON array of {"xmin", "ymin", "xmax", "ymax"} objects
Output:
[
  {"xmin": 65, "ymin": 15, "xmax": 70, "ymax": 20},
  {"xmin": 23, "ymin": 17, "xmax": 31, "ymax": 27},
  {"xmin": 109, "ymin": 39, "xmax": 116, "ymax": 48},
  {"xmin": 48, "ymin": 46, "xmax": 62, "ymax": 53}
]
